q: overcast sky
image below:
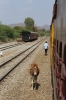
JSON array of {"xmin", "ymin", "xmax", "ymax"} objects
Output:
[{"xmin": 0, "ymin": 0, "xmax": 55, "ymax": 26}]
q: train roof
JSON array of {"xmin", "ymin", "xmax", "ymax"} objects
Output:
[
  {"xmin": 30, "ymin": 32, "xmax": 37, "ymax": 33},
  {"xmin": 22, "ymin": 31, "xmax": 38, "ymax": 34}
]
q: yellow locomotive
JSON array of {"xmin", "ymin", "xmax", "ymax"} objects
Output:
[{"xmin": 50, "ymin": 0, "xmax": 66, "ymax": 100}]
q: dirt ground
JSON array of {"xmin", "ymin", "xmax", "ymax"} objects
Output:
[{"xmin": 0, "ymin": 37, "xmax": 52, "ymax": 100}]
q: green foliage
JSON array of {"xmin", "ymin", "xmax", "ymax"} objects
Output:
[
  {"xmin": 0, "ymin": 24, "xmax": 32, "ymax": 42},
  {"xmin": 0, "ymin": 24, "xmax": 19, "ymax": 42},
  {"xmin": 38, "ymin": 31, "xmax": 45, "ymax": 36},
  {"xmin": 41, "ymin": 28, "xmax": 46, "ymax": 32},
  {"xmin": 0, "ymin": 23, "xmax": 50, "ymax": 42},
  {"xmin": 46, "ymin": 30, "xmax": 50, "ymax": 36},
  {"xmin": 0, "ymin": 36, "xmax": 8, "ymax": 42},
  {"xmin": 38, "ymin": 29, "xmax": 50, "ymax": 37},
  {"xmin": 14, "ymin": 26, "xmax": 22, "ymax": 33},
  {"xmin": 46, "ymin": 30, "xmax": 50, "ymax": 33},
  {"xmin": 13, "ymin": 26, "xmax": 29, "ymax": 36},
  {"xmin": 24, "ymin": 17, "xmax": 34, "ymax": 31}
]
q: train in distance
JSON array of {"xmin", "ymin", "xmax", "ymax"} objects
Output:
[{"xmin": 22, "ymin": 31, "xmax": 38, "ymax": 42}]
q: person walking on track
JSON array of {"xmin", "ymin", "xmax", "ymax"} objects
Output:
[{"xmin": 44, "ymin": 41, "xmax": 48, "ymax": 55}]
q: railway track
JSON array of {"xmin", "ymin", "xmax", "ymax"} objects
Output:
[
  {"xmin": 0, "ymin": 42, "xmax": 24, "ymax": 51},
  {"xmin": 0, "ymin": 39, "xmax": 45, "ymax": 82}
]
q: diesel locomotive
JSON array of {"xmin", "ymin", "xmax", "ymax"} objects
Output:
[
  {"xmin": 22, "ymin": 31, "xmax": 38, "ymax": 42},
  {"xmin": 50, "ymin": 0, "xmax": 66, "ymax": 100}
]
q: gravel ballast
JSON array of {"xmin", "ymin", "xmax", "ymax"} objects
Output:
[{"xmin": 0, "ymin": 37, "xmax": 52, "ymax": 100}]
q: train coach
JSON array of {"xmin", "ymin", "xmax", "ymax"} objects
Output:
[
  {"xmin": 22, "ymin": 31, "xmax": 38, "ymax": 42},
  {"xmin": 50, "ymin": 0, "xmax": 66, "ymax": 100}
]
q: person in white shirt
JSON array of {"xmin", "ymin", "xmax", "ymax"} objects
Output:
[{"xmin": 44, "ymin": 41, "xmax": 48, "ymax": 55}]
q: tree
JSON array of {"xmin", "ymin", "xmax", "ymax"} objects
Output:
[
  {"xmin": 13, "ymin": 26, "xmax": 22, "ymax": 33},
  {"xmin": 0, "ymin": 24, "xmax": 19, "ymax": 42},
  {"xmin": 24, "ymin": 17, "xmax": 34, "ymax": 31}
]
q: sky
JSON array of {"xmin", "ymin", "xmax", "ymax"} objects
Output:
[{"xmin": 0, "ymin": 0, "xmax": 55, "ymax": 26}]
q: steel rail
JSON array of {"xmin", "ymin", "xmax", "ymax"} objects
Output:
[
  {"xmin": 0, "ymin": 39, "xmax": 45, "ymax": 67},
  {"xmin": 0, "ymin": 39, "xmax": 44, "ymax": 82},
  {"xmin": 0, "ymin": 43, "xmax": 24, "ymax": 51}
]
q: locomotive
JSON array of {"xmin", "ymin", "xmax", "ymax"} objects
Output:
[
  {"xmin": 22, "ymin": 31, "xmax": 38, "ymax": 42},
  {"xmin": 50, "ymin": 0, "xmax": 66, "ymax": 100}
]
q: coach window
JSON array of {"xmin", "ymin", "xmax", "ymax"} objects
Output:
[
  {"xmin": 63, "ymin": 44, "xmax": 66, "ymax": 66},
  {"xmin": 59, "ymin": 42, "xmax": 62, "ymax": 58},
  {"xmin": 59, "ymin": 42, "xmax": 62, "ymax": 74},
  {"xmin": 57, "ymin": 40, "xmax": 58, "ymax": 52}
]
